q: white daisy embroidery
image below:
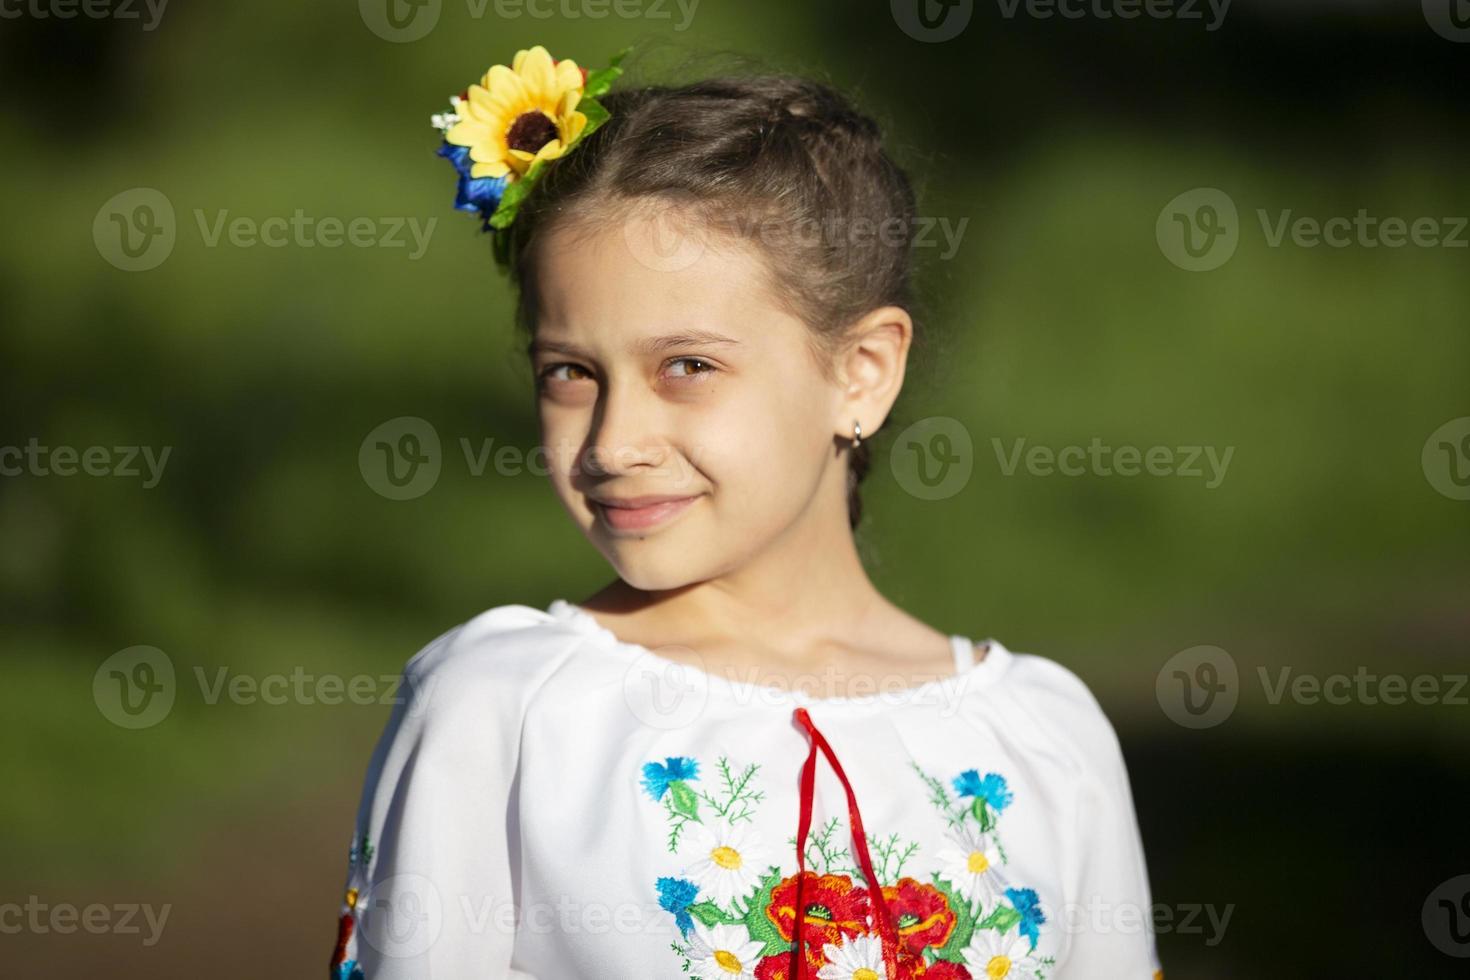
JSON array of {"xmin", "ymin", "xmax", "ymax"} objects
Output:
[
  {"xmin": 937, "ymin": 821, "xmax": 1008, "ymax": 912},
  {"xmin": 686, "ymin": 921, "xmax": 766, "ymax": 978},
  {"xmin": 962, "ymin": 929, "xmax": 1043, "ymax": 980},
  {"xmin": 683, "ymin": 820, "xmax": 768, "ymax": 908},
  {"xmin": 816, "ymin": 932, "xmax": 887, "ymax": 980}
]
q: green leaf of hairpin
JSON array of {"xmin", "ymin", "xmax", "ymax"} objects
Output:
[{"xmin": 583, "ymin": 46, "xmax": 629, "ymax": 99}]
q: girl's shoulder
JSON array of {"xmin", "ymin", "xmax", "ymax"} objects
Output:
[
  {"xmin": 390, "ymin": 602, "xmax": 587, "ymax": 720},
  {"xmin": 972, "ymin": 644, "xmax": 1137, "ymax": 788}
]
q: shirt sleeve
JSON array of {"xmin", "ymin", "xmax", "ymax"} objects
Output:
[
  {"xmin": 329, "ymin": 620, "xmax": 539, "ymax": 980},
  {"xmin": 1012, "ymin": 656, "xmax": 1165, "ymax": 979}
]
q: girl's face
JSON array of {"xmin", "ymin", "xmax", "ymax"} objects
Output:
[{"xmin": 530, "ymin": 205, "xmax": 854, "ymax": 591}]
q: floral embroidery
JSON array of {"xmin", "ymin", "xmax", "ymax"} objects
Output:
[
  {"xmin": 331, "ymin": 834, "xmax": 372, "ymax": 979},
  {"xmin": 641, "ymin": 755, "xmax": 1057, "ymax": 979},
  {"xmin": 348, "ymin": 832, "xmax": 374, "ymax": 867}
]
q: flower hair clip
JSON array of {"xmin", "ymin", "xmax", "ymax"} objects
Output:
[{"xmin": 431, "ymin": 44, "xmax": 628, "ymax": 245}]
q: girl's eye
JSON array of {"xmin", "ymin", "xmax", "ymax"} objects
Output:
[
  {"xmin": 538, "ymin": 362, "xmax": 592, "ymax": 385},
  {"xmin": 666, "ymin": 356, "xmax": 716, "ymax": 380}
]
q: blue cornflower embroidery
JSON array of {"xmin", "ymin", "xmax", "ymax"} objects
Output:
[
  {"xmin": 953, "ymin": 770, "xmax": 1013, "ymax": 811},
  {"xmin": 656, "ymin": 876, "xmax": 700, "ymax": 937},
  {"xmin": 641, "ymin": 756, "xmax": 699, "ymax": 801},
  {"xmin": 1006, "ymin": 887, "xmax": 1046, "ymax": 950}
]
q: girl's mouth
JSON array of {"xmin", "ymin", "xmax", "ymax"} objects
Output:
[{"xmin": 593, "ymin": 494, "xmax": 702, "ymax": 532}]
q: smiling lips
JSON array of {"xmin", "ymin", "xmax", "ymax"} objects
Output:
[{"xmin": 592, "ymin": 493, "xmax": 702, "ymax": 531}]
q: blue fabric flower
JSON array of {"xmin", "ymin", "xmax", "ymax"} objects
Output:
[
  {"xmin": 953, "ymin": 770, "xmax": 1013, "ymax": 811},
  {"xmin": 641, "ymin": 757, "xmax": 699, "ymax": 801},
  {"xmin": 1005, "ymin": 887, "xmax": 1045, "ymax": 950},
  {"xmin": 437, "ymin": 142, "xmax": 509, "ymax": 224},
  {"xmin": 656, "ymin": 876, "xmax": 699, "ymax": 937}
]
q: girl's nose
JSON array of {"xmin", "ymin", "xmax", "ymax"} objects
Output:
[{"xmin": 584, "ymin": 383, "xmax": 666, "ymax": 477}]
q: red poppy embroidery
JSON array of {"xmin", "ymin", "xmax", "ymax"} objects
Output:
[
  {"xmin": 766, "ymin": 871, "xmax": 872, "ymax": 968},
  {"xmin": 882, "ymin": 876, "xmax": 959, "ymax": 955}
]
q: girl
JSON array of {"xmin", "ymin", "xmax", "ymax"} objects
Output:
[{"xmin": 330, "ymin": 45, "xmax": 1163, "ymax": 980}]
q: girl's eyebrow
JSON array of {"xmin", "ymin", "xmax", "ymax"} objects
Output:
[{"xmin": 527, "ymin": 330, "xmax": 743, "ymax": 358}]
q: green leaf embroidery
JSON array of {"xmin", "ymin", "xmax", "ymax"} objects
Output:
[
  {"xmin": 687, "ymin": 901, "xmax": 729, "ymax": 928},
  {"xmin": 973, "ymin": 797, "xmax": 995, "ymax": 832},
  {"xmin": 866, "ymin": 832, "xmax": 920, "ymax": 886},
  {"xmin": 697, "ymin": 758, "xmax": 765, "ymax": 825},
  {"xmin": 740, "ymin": 867, "xmax": 790, "ymax": 958},
  {"xmin": 929, "ymin": 873, "xmax": 976, "ymax": 962},
  {"xmin": 662, "ymin": 793, "xmax": 700, "ymax": 853},
  {"xmin": 669, "ymin": 781, "xmax": 701, "ymax": 820},
  {"xmin": 911, "ymin": 761, "xmax": 965, "ymax": 832},
  {"xmin": 788, "ymin": 817, "xmax": 858, "ymax": 878},
  {"xmin": 977, "ymin": 902, "xmax": 1022, "ymax": 934}
]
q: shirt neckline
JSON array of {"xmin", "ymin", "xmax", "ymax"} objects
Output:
[{"xmin": 545, "ymin": 598, "xmax": 1012, "ymax": 708}]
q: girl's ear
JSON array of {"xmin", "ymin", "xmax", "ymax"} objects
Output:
[{"xmin": 834, "ymin": 304, "xmax": 913, "ymax": 441}]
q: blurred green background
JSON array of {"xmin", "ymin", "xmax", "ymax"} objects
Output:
[{"xmin": 2, "ymin": 1, "xmax": 1467, "ymax": 977}]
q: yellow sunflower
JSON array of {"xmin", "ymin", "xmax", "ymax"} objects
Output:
[{"xmin": 446, "ymin": 45, "xmax": 588, "ymax": 181}]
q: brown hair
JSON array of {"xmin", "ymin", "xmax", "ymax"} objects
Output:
[{"xmin": 504, "ymin": 72, "xmax": 926, "ymax": 531}]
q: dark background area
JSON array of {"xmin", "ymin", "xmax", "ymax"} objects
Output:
[{"xmin": 2, "ymin": 0, "xmax": 1467, "ymax": 976}]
